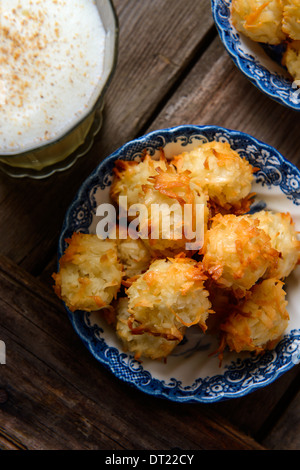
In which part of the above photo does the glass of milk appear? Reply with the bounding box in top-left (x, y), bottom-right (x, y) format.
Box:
top-left (0, 0), bottom-right (118, 178)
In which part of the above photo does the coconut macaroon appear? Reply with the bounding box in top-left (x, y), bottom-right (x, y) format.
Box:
top-left (53, 232), bottom-right (123, 312)
top-left (282, 0), bottom-right (300, 40)
top-left (219, 278), bottom-right (289, 354)
top-left (110, 153), bottom-right (168, 212)
top-left (125, 256), bottom-right (212, 345)
top-left (139, 165), bottom-right (209, 256)
top-left (116, 297), bottom-right (185, 360)
top-left (116, 235), bottom-right (152, 279)
top-left (231, 0), bottom-right (286, 44)
top-left (202, 213), bottom-right (280, 297)
top-left (172, 140), bottom-right (255, 212)
top-left (111, 152), bottom-right (210, 257)
top-left (250, 210), bottom-right (300, 279)
top-left (283, 40), bottom-right (300, 87)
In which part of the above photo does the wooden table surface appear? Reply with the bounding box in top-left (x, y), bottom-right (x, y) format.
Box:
top-left (1, 0), bottom-right (300, 451)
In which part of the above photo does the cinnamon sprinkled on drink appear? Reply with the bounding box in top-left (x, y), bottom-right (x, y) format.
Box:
top-left (0, 0), bottom-right (105, 153)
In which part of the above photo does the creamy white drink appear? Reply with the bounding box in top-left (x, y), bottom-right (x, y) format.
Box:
top-left (0, 0), bottom-right (106, 155)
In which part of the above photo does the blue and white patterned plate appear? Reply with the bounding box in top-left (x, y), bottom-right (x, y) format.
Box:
top-left (211, 0), bottom-right (300, 111)
top-left (58, 125), bottom-right (300, 403)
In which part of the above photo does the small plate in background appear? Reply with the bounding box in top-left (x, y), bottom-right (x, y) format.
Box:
top-left (211, 0), bottom-right (300, 111)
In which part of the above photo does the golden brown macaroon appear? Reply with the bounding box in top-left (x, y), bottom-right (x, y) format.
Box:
top-left (139, 165), bottom-right (209, 256)
top-left (125, 256), bottom-right (212, 343)
top-left (172, 140), bottom-right (255, 212)
top-left (110, 153), bottom-right (168, 212)
top-left (53, 232), bottom-right (123, 312)
top-left (282, 0), bottom-right (300, 40)
top-left (111, 153), bottom-right (208, 257)
top-left (202, 213), bottom-right (280, 298)
top-left (231, 0), bottom-right (286, 44)
top-left (116, 297), bottom-right (185, 360)
top-left (116, 235), bottom-right (152, 279)
top-left (250, 210), bottom-right (300, 279)
top-left (283, 40), bottom-right (300, 86)
top-left (219, 278), bottom-right (289, 354)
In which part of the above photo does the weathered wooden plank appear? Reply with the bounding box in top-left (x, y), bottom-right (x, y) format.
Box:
top-left (261, 375), bottom-right (300, 450)
top-left (103, 0), bottom-right (216, 146)
top-left (0, 0), bottom-right (216, 274)
top-left (1, 0), bottom-right (299, 451)
top-left (0, 255), bottom-right (264, 450)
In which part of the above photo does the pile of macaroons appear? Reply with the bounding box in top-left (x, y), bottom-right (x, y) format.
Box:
top-left (53, 140), bottom-right (300, 362)
top-left (231, 0), bottom-right (300, 87)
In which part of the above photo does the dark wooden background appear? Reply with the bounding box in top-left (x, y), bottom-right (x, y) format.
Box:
top-left (0, 0), bottom-right (299, 450)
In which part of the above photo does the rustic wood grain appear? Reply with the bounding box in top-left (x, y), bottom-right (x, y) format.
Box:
top-left (261, 374), bottom-right (300, 450)
top-left (36, 8), bottom-right (300, 449)
top-left (0, 255), bottom-right (265, 450)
